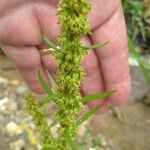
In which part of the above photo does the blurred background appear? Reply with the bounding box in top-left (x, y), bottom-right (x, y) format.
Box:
top-left (0, 0), bottom-right (150, 150)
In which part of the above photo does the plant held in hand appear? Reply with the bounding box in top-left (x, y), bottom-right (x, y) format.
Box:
top-left (25, 0), bottom-right (114, 149)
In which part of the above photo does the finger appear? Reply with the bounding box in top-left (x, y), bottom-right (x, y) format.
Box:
top-left (35, 2), bottom-right (60, 79)
top-left (38, 43), bottom-right (58, 79)
top-left (89, 0), bottom-right (120, 30)
top-left (0, 44), bottom-right (49, 93)
top-left (35, 2), bottom-right (60, 45)
top-left (81, 35), bottom-right (109, 113)
top-left (91, 6), bottom-right (131, 106)
top-left (0, 5), bottom-right (41, 46)
top-left (42, 54), bottom-right (58, 80)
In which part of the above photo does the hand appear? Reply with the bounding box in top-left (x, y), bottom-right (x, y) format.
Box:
top-left (0, 0), bottom-right (131, 112)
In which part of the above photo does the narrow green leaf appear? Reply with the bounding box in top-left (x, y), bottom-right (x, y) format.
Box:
top-left (38, 70), bottom-right (53, 97)
top-left (42, 147), bottom-right (56, 150)
top-left (65, 129), bottom-right (78, 150)
top-left (39, 93), bottom-right (62, 106)
top-left (82, 41), bottom-right (108, 50)
top-left (139, 19), bottom-right (146, 42)
top-left (128, 37), bottom-right (150, 86)
top-left (39, 96), bottom-right (52, 106)
top-left (83, 90), bottom-right (116, 103)
top-left (42, 33), bottom-right (60, 51)
top-left (76, 105), bottom-right (102, 126)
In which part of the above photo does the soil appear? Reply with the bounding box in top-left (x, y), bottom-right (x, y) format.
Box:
top-left (91, 102), bottom-right (150, 150)
top-left (0, 55), bottom-right (150, 150)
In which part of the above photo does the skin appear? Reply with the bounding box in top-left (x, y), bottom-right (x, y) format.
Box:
top-left (0, 0), bottom-right (131, 113)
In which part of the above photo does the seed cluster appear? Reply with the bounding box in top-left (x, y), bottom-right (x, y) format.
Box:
top-left (55, 0), bottom-right (91, 149)
top-left (25, 0), bottom-right (91, 149)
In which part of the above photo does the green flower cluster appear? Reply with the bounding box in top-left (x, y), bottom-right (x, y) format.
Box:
top-left (58, 0), bottom-right (91, 35)
top-left (25, 94), bottom-right (55, 148)
top-left (55, 0), bottom-right (91, 148)
top-left (25, 0), bottom-right (92, 149)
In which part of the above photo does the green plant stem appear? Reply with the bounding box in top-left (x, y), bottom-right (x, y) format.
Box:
top-left (54, 0), bottom-right (91, 149)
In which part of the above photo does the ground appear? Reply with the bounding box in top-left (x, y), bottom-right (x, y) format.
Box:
top-left (0, 55), bottom-right (150, 150)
